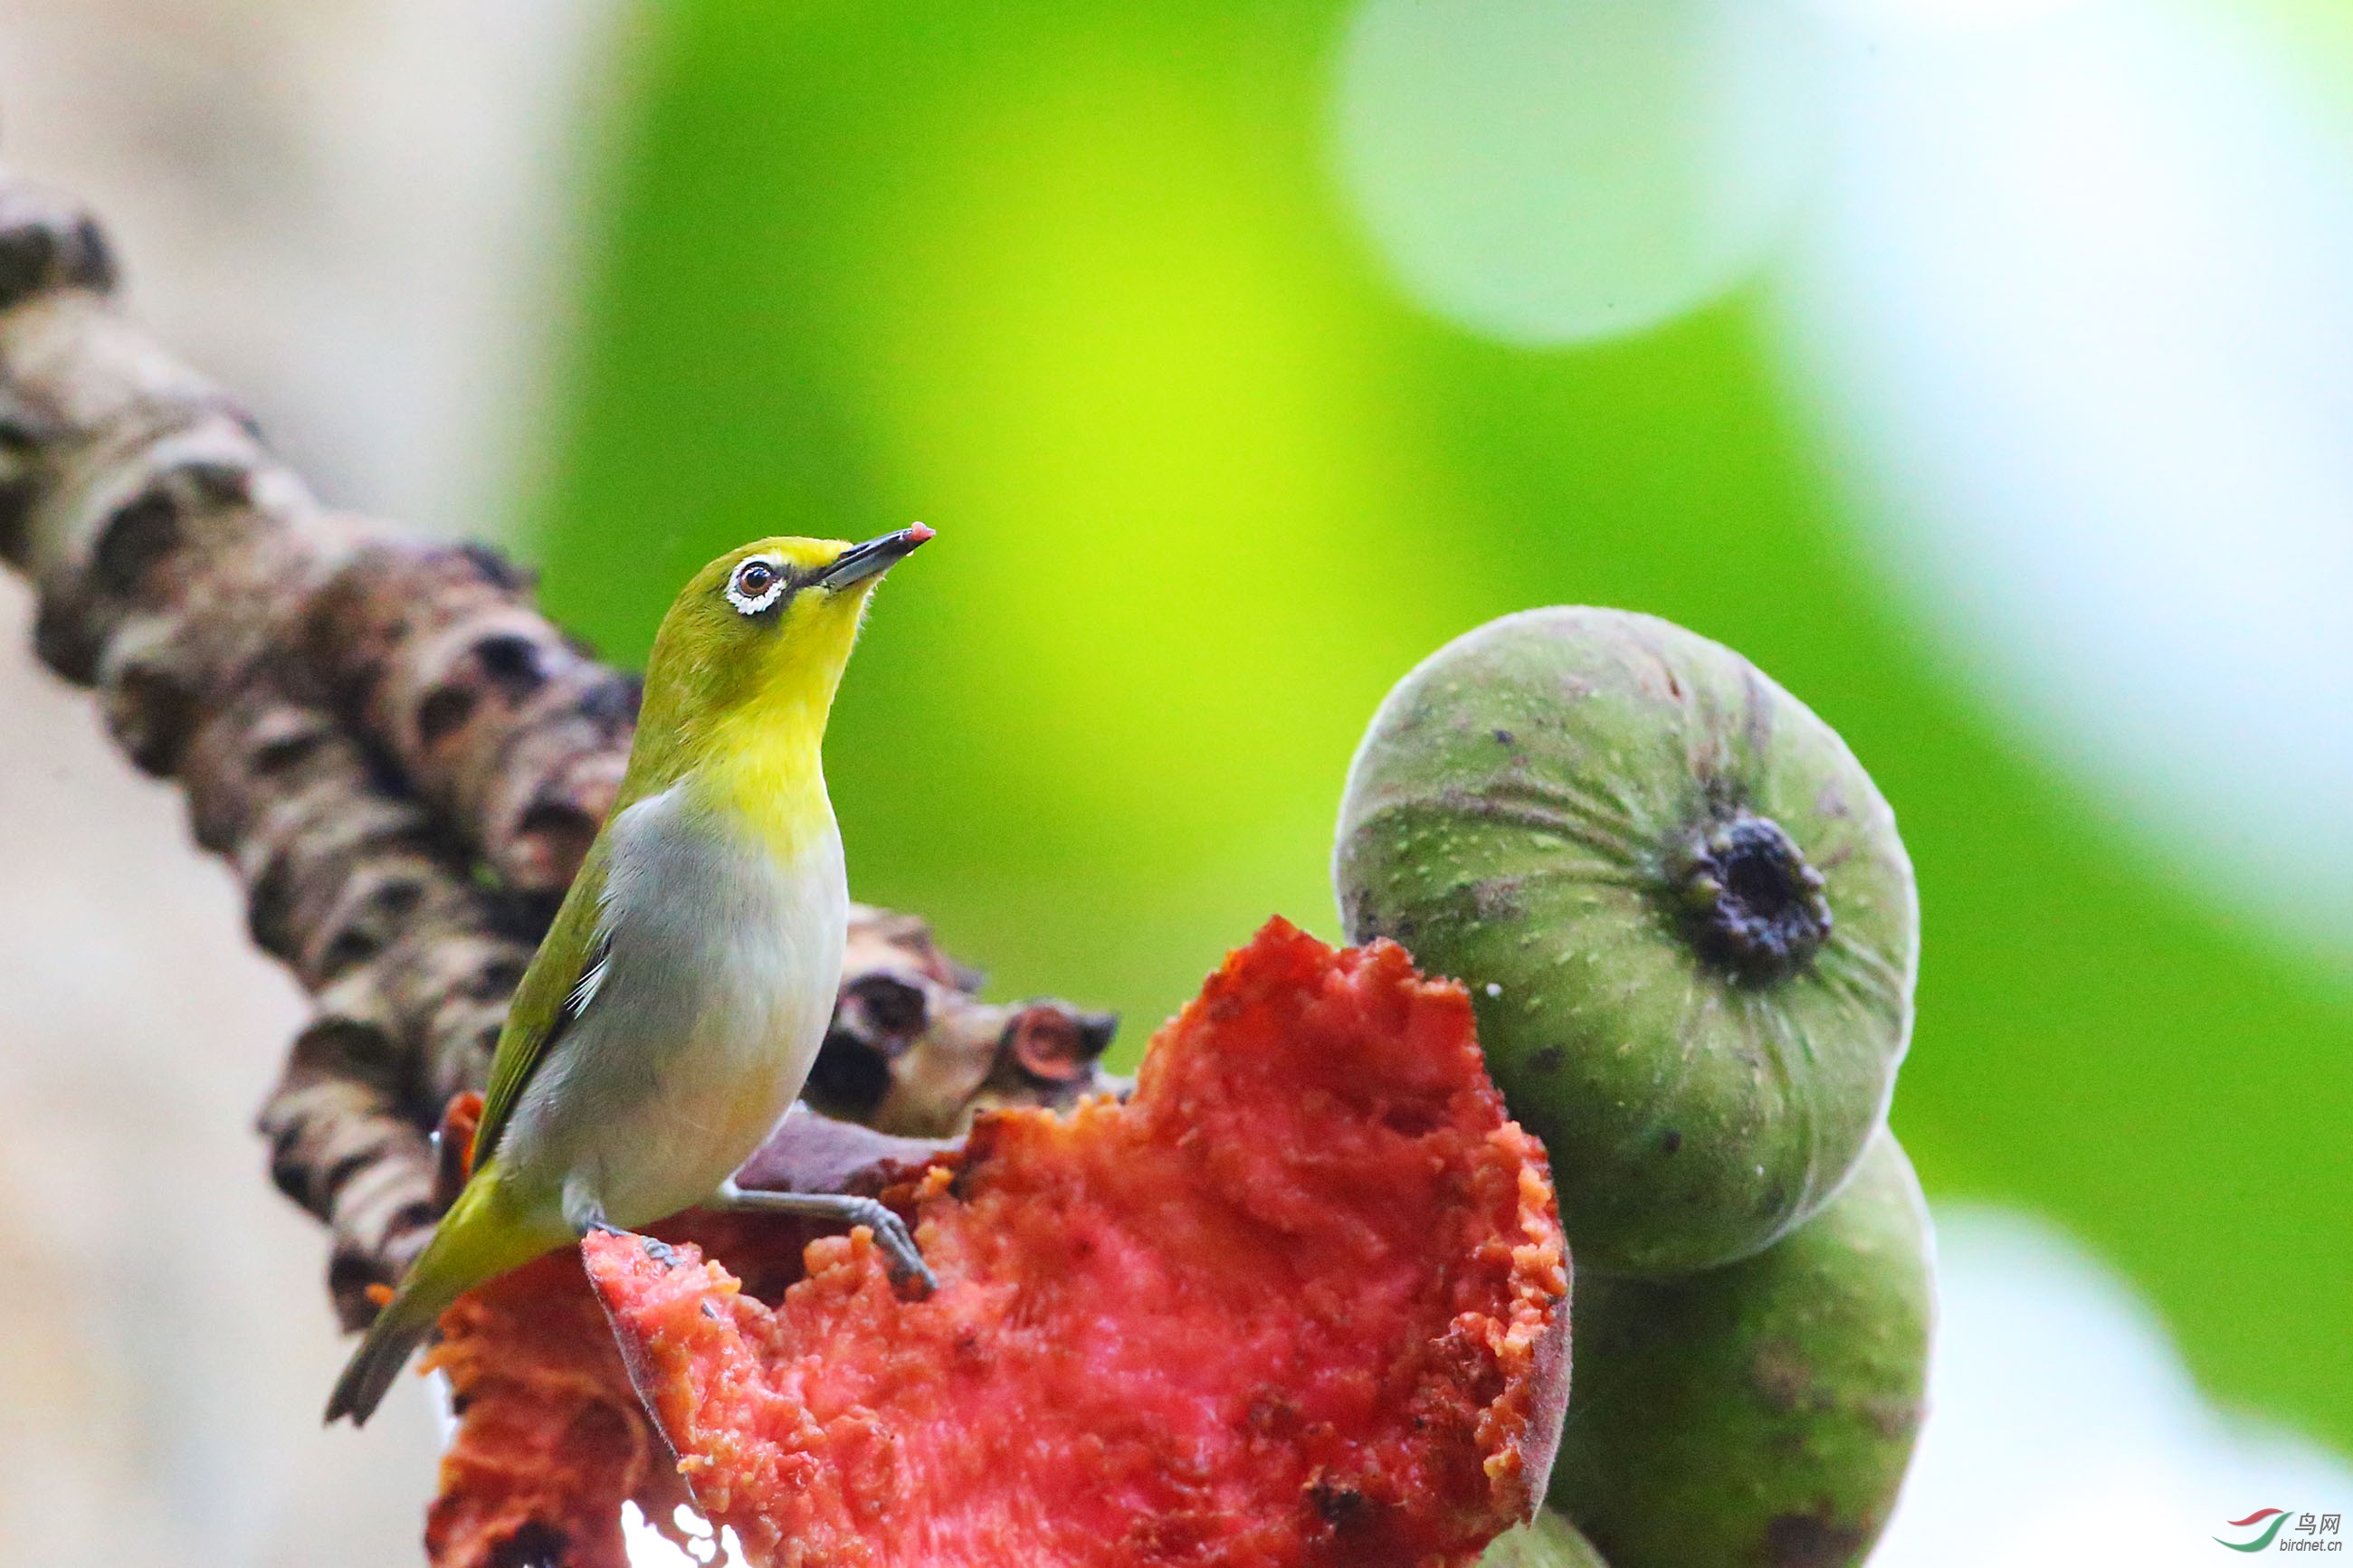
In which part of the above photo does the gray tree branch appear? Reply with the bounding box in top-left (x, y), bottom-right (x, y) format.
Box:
top-left (0, 168), bottom-right (1122, 1332)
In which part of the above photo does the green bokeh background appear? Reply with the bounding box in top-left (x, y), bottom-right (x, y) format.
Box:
top-left (530, 0), bottom-right (2352, 1453)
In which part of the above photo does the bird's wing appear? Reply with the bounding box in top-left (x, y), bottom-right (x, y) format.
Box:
top-left (471, 839), bottom-right (617, 1170)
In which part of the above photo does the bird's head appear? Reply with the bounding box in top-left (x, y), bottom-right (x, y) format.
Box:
top-left (634, 526), bottom-right (932, 784)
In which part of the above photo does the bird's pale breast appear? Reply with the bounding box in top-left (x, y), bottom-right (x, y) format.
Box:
top-left (498, 783), bottom-right (848, 1232)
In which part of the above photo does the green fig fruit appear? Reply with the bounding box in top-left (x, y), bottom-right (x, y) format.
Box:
top-left (1550, 1129), bottom-right (1933, 1568)
top-left (1479, 1509), bottom-right (1612, 1567)
top-left (1335, 608), bottom-right (1917, 1274)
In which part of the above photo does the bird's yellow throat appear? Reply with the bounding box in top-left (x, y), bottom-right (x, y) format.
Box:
top-left (686, 584), bottom-right (870, 864)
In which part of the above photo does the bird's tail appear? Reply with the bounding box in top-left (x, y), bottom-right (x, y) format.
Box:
top-left (325, 1170), bottom-right (548, 1426)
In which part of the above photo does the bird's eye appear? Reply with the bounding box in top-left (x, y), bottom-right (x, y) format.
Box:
top-left (725, 557), bottom-right (788, 615)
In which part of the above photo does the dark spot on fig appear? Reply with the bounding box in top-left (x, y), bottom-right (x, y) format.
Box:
top-left (1529, 1046), bottom-right (1564, 1074)
top-left (1660, 1128), bottom-right (1682, 1155)
top-left (1763, 1510), bottom-right (1864, 1568)
top-left (1492, 727), bottom-right (1515, 745)
top-left (1676, 811), bottom-right (1832, 983)
top-left (1307, 1475), bottom-right (1367, 1526)
top-left (1471, 876), bottom-right (1526, 921)
top-left (1381, 1102), bottom-right (1443, 1138)
top-left (1748, 1338), bottom-right (1814, 1414)
top-left (1864, 1394), bottom-right (1924, 1443)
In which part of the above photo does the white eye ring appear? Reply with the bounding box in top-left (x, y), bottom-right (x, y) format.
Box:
top-left (725, 555), bottom-right (789, 616)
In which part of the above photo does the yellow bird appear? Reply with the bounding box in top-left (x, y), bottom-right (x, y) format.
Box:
top-left (328, 526), bottom-right (933, 1426)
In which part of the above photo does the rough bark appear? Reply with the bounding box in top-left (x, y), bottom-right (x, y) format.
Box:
top-left (0, 167), bottom-right (1124, 1332)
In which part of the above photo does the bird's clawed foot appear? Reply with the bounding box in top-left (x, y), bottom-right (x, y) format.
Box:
top-left (710, 1177), bottom-right (938, 1296)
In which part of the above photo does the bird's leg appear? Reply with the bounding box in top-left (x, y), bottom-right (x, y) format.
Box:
top-left (710, 1177), bottom-right (938, 1293)
top-left (564, 1181), bottom-right (616, 1238)
top-left (563, 1183), bottom-right (691, 1267)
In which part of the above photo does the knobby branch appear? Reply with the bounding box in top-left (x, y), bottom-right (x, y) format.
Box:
top-left (0, 170), bottom-right (1121, 1331)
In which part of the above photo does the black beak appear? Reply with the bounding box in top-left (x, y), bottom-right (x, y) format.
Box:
top-left (813, 524), bottom-right (933, 590)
